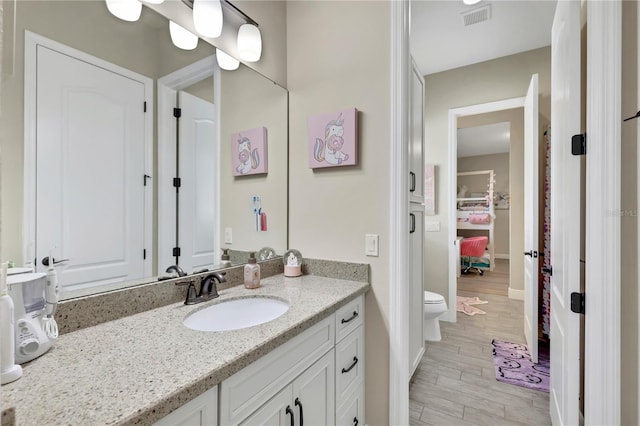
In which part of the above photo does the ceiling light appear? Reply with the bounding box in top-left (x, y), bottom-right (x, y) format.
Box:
top-left (216, 49), bottom-right (239, 71)
top-left (142, 0), bottom-right (164, 4)
top-left (193, 0), bottom-right (223, 38)
top-left (463, 0), bottom-right (482, 5)
top-left (105, 0), bottom-right (142, 22)
top-left (169, 21), bottom-right (199, 50)
top-left (237, 23), bottom-right (262, 62)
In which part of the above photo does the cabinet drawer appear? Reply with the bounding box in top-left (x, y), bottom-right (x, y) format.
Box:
top-left (335, 325), bottom-right (364, 408)
top-left (336, 382), bottom-right (364, 426)
top-left (335, 296), bottom-right (363, 343)
top-left (220, 315), bottom-right (335, 425)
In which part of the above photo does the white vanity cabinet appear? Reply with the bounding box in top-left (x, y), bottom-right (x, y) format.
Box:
top-left (153, 386), bottom-right (218, 426)
top-left (220, 295), bottom-right (365, 426)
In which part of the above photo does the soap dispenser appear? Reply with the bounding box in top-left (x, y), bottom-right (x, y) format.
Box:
top-left (244, 252), bottom-right (260, 289)
top-left (220, 249), bottom-right (231, 267)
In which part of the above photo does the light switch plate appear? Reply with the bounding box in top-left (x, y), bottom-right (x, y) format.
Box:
top-left (365, 234), bottom-right (379, 257)
top-left (425, 221), bottom-right (441, 232)
top-left (224, 228), bottom-right (233, 244)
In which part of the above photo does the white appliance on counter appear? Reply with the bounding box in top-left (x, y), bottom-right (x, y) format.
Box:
top-left (7, 272), bottom-right (56, 364)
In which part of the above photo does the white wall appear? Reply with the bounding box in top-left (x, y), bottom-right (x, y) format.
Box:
top-left (286, 2), bottom-right (391, 423)
top-left (424, 47), bottom-right (551, 302)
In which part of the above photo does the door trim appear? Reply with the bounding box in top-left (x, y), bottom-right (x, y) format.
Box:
top-left (446, 96), bottom-right (525, 322)
top-left (585, 2), bottom-right (621, 424)
top-left (389, 0), bottom-right (410, 424)
top-left (157, 56), bottom-right (221, 273)
top-left (23, 31), bottom-right (154, 275)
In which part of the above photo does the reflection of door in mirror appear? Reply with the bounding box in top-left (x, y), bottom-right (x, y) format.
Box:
top-left (174, 86), bottom-right (218, 274)
top-left (27, 32), bottom-right (153, 294)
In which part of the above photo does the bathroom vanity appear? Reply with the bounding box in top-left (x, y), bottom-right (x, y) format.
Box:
top-left (1, 272), bottom-right (368, 425)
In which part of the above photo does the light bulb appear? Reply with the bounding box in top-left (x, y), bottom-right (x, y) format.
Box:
top-left (105, 0), bottom-right (142, 22)
top-left (169, 21), bottom-right (199, 50)
top-left (237, 23), bottom-right (262, 62)
top-left (216, 49), bottom-right (239, 71)
top-left (193, 0), bottom-right (223, 38)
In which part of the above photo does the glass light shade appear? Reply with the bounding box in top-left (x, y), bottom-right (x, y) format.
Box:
top-left (105, 0), bottom-right (142, 22)
top-left (193, 0), bottom-right (223, 38)
top-left (237, 23), bottom-right (262, 62)
top-left (463, 0), bottom-right (482, 5)
top-left (169, 21), bottom-right (199, 50)
top-left (143, 0), bottom-right (165, 3)
top-left (216, 49), bottom-right (239, 71)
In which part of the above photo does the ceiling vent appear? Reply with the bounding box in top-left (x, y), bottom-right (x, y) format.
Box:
top-left (461, 4), bottom-right (492, 26)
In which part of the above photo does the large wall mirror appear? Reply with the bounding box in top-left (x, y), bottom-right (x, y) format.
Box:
top-left (0, 1), bottom-right (288, 300)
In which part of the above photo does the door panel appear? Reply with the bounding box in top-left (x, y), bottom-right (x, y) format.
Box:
top-left (36, 45), bottom-right (146, 292)
top-left (550, 1), bottom-right (582, 424)
top-left (524, 73), bottom-right (540, 364)
top-left (178, 91), bottom-right (217, 273)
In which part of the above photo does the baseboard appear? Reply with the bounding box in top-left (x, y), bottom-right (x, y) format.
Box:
top-left (494, 253), bottom-right (510, 260)
top-left (508, 288), bottom-right (525, 300)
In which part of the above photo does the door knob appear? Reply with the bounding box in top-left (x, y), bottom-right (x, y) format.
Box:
top-left (41, 256), bottom-right (69, 266)
top-left (524, 251), bottom-right (533, 257)
top-left (542, 266), bottom-right (553, 276)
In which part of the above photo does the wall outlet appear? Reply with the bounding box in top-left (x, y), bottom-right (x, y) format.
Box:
top-left (224, 228), bottom-right (233, 244)
top-left (365, 234), bottom-right (379, 257)
top-left (425, 221), bottom-right (441, 232)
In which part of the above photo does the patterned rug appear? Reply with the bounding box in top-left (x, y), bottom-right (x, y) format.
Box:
top-left (491, 340), bottom-right (550, 393)
top-left (456, 296), bottom-right (488, 316)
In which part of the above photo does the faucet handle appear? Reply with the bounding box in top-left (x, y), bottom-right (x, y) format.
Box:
top-left (175, 278), bottom-right (199, 305)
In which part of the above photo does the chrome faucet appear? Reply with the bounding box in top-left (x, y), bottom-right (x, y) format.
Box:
top-left (165, 264), bottom-right (187, 277)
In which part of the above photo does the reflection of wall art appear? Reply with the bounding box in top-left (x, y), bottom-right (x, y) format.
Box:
top-left (232, 127), bottom-right (268, 176)
top-left (494, 192), bottom-right (510, 209)
top-left (425, 164), bottom-right (436, 215)
top-left (308, 108), bottom-right (358, 168)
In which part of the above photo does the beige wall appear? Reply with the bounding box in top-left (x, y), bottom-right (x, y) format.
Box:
top-left (424, 47), bottom-right (550, 302)
top-left (219, 65), bottom-right (288, 254)
top-left (457, 152), bottom-right (510, 256)
top-left (286, 1), bottom-right (390, 423)
top-left (621, 1), bottom-right (638, 423)
top-left (0, 0), bottom-right (214, 265)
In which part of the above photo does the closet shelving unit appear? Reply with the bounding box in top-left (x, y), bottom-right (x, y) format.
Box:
top-left (456, 169), bottom-right (495, 272)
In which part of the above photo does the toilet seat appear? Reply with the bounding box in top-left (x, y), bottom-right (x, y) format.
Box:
top-left (424, 290), bottom-right (445, 304)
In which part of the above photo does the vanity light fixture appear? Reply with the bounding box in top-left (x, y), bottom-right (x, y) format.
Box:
top-left (463, 0), bottom-right (482, 5)
top-left (237, 23), bottom-right (262, 62)
top-left (169, 21), bottom-right (199, 50)
top-left (142, 0), bottom-right (165, 3)
top-left (105, 0), bottom-right (143, 22)
top-left (216, 49), bottom-right (239, 71)
top-left (193, 0), bottom-right (223, 38)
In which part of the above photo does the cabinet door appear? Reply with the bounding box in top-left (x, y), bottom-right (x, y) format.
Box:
top-left (336, 382), bottom-right (364, 426)
top-left (409, 58), bottom-right (425, 204)
top-left (292, 350), bottom-right (335, 426)
top-left (153, 386), bottom-right (217, 426)
top-left (409, 204), bottom-right (425, 376)
top-left (241, 386), bottom-right (293, 426)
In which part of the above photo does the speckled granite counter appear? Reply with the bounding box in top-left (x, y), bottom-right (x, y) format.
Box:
top-left (2, 274), bottom-right (369, 425)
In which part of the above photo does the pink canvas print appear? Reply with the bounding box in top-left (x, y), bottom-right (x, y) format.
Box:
top-left (308, 108), bottom-right (358, 168)
top-left (231, 127), bottom-right (268, 176)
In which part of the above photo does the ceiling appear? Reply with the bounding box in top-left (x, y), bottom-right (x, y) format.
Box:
top-left (410, 0), bottom-right (557, 75)
top-left (457, 122), bottom-right (510, 158)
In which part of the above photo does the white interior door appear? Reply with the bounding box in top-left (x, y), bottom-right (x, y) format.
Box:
top-left (178, 91), bottom-right (218, 273)
top-left (523, 73), bottom-right (540, 363)
top-left (36, 45), bottom-right (146, 292)
top-left (550, 1), bottom-right (581, 424)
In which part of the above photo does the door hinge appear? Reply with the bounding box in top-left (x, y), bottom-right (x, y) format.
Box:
top-left (173, 177), bottom-right (181, 188)
top-left (173, 107), bottom-right (182, 118)
top-left (570, 292), bottom-right (585, 314)
top-left (144, 101), bottom-right (147, 113)
top-left (143, 249), bottom-right (147, 260)
top-left (541, 266), bottom-right (553, 276)
top-left (571, 133), bottom-right (586, 156)
top-left (172, 247), bottom-right (181, 257)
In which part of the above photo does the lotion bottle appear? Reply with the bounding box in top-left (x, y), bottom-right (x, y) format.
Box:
top-left (0, 262), bottom-right (23, 385)
top-left (243, 252), bottom-right (260, 289)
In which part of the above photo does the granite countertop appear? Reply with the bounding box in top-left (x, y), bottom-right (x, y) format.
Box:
top-left (2, 274), bottom-right (369, 425)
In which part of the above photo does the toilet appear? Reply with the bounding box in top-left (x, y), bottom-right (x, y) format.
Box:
top-left (424, 291), bottom-right (448, 342)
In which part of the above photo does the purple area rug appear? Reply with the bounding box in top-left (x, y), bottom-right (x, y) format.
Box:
top-left (491, 339), bottom-right (550, 393)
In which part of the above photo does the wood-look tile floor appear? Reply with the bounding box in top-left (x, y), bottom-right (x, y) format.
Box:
top-left (457, 258), bottom-right (510, 297)
top-left (410, 261), bottom-right (551, 425)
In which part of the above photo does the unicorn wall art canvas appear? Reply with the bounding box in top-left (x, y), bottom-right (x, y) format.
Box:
top-left (231, 127), bottom-right (268, 176)
top-left (308, 108), bottom-right (358, 168)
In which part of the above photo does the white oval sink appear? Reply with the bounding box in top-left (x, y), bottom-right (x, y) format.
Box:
top-left (183, 297), bottom-right (290, 332)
